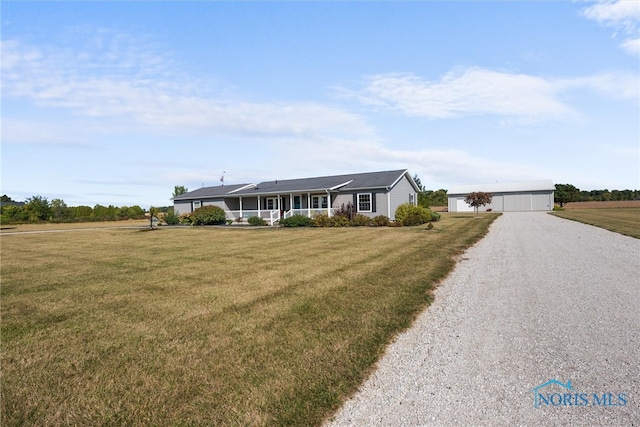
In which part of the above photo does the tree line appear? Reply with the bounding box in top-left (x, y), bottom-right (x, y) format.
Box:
top-left (0, 195), bottom-right (150, 224)
top-left (554, 184), bottom-right (640, 207)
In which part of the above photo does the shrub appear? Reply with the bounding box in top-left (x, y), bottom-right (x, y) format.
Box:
top-left (191, 205), bottom-right (226, 225)
top-left (329, 215), bottom-right (350, 227)
top-left (371, 215), bottom-right (390, 227)
top-left (248, 216), bottom-right (267, 226)
top-left (313, 214), bottom-right (331, 227)
top-left (351, 214), bottom-right (371, 227)
top-left (427, 222), bottom-right (434, 230)
top-left (333, 202), bottom-right (355, 221)
top-left (280, 214), bottom-right (313, 227)
top-left (395, 203), bottom-right (432, 226)
top-left (179, 213), bottom-right (193, 225)
top-left (552, 205), bottom-right (564, 211)
top-left (430, 211), bottom-right (441, 222)
top-left (163, 208), bottom-right (180, 225)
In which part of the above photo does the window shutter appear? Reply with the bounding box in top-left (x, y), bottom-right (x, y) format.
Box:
top-left (372, 193), bottom-right (377, 212)
top-left (353, 193), bottom-right (357, 210)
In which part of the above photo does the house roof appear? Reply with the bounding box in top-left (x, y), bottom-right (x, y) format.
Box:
top-left (233, 169), bottom-right (415, 196)
top-left (448, 180), bottom-right (555, 195)
top-left (172, 170), bottom-right (417, 201)
top-left (172, 183), bottom-right (253, 201)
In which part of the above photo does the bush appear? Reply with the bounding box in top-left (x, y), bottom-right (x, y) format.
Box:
top-left (248, 216), bottom-right (267, 226)
top-left (280, 214), bottom-right (313, 227)
top-left (371, 215), bottom-right (390, 227)
top-left (351, 214), bottom-right (371, 227)
top-left (163, 208), bottom-right (180, 225)
top-left (430, 211), bottom-right (441, 222)
top-left (329, 215), bottom-right (350, 227)
top-left (313, 214), bottom-right (331, 227)
top-left (395, 203), bottom-right (432, 226)
top-left (179, 213), bottom-right (193, 225)
top-left (191, 205), bottom-right (226, 225)
top-left (553, 205), bottom-right (564, 211)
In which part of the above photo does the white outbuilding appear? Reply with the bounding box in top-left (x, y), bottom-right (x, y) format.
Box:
top-left (447, 180), bottom-right (555, 212)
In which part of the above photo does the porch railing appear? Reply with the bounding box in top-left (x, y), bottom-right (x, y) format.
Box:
top-left (283, 209), bottom-right (327, 218)
top-left (225, 210), bottom-right (282, 226)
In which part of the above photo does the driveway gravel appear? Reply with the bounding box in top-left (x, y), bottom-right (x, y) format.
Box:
top-left (327, 212), bottom-right (640, 426)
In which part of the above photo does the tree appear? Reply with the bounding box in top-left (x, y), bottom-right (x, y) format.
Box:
top-left (464, 192), bottom-right (493, 217)
top-left (554, 184), bottom-right (580, 207)
top-left (24, 195), bottom-right (52, 222)
top-left (173, 186), bottom-right (188, 198)
top-left (50, 198), bottom-right (70, 221)
top-left (412, 174), bottom-right (425, 192)
top-left (1, 195), bottom-right (16, 202)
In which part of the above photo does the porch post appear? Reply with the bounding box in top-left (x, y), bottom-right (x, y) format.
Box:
top-left (387, 192), bottom-right (391, 218)
top-left (307, 193), bottom-right (311, 217)
top-left (326, 191), bottom-right (331, 217)
top-left (258, 196), bottom-right (261, 218)
top-left (239, 196), bottom-right (243, 220)
top-left (289, 193), bottom-right (293, 215)
top-left (277, 194), bottom-right (281, 219)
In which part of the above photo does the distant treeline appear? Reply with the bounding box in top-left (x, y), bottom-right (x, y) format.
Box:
top-left (576, 189), bottom-right (639, 202)
top-left (554, 185), bottom-right (639, 207)
top-left (0, 195), bottom-right (171, 224)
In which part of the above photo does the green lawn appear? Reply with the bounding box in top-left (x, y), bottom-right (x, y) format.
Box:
top-left (549, 208), bottom-right (640, 239)
top-left (1, 214), bottom-right (498, 426)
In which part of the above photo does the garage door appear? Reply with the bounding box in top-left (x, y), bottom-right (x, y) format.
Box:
top-left (456, 199), bottom-right (474, 212)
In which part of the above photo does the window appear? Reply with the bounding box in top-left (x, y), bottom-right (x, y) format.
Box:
top-left (409, 194), bottom-right (415, 204)
top-left (266, 198), bottom-right (277, 210)
top-left (358, 193), bottom-right (372, 212)
top-left (312, 195), bottom-right (328, 209)
top-left (192, 201), bottom-right (201, 211)
top-left (293, 196), bottom-right (301, 209)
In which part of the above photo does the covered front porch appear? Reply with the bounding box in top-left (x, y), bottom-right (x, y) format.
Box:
top-left (224, 193), bottom-right (335, 225)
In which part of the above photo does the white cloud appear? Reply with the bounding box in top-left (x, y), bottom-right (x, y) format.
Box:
top-left (621, 37), bottom-right (640, 54)
top-left (344, 67), bottom-right (638, 122)
top-left (344, 68), bottom-right (578, 122)
top-left (581, 0), bottom-right (640, 25)
top-left (1, 38), bottom-right (373, 142)
top-left (581, 0), bottom-right (640, 56)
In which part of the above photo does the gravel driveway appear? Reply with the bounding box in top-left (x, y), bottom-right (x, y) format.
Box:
top-left (327, 212), bottom-right (640, 426)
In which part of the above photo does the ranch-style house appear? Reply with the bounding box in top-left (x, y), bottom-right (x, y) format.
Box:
top-left (173, 169), bottom-right (420, 225)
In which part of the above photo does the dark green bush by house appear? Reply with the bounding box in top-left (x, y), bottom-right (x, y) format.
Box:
top-left (279, 214), bottom-right (313, 227)
top-left (395, 203), bottom-right (433, 226)
top-left (248, 216), bottom-right (267, 226)
top-left (190, 205), bottom-right (226, 225)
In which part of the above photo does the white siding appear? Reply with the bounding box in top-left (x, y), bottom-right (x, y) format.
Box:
top-left (388, 175), bottom-right (417, 219)
top-left (174, 201), bottom-right (192, 216)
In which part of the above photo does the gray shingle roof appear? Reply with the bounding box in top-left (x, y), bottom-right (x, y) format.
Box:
top-left (172, 183), bottom-right (253, 201)
top-left (172, 170), bottom-right (416, 200)
top-left (233, 169), bottom-right (411, 196)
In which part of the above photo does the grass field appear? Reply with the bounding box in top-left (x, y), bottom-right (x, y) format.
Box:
top-left (550, 208), bottom-right (640, 239)
top-left (1, 214), bottom-right (498, 426)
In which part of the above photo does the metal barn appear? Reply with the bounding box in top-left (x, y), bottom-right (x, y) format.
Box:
top-left (447, 180), bottom-right (555, 212)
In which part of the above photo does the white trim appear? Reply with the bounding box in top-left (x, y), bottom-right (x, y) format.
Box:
top-left (227, 183), bottom-right (257, 194)
top-left (329, 180), bottom-right (353, 191)
top-left (387, 192), bottom-right (391, 217)
top-left (357, 193), bottom-right (372, 212)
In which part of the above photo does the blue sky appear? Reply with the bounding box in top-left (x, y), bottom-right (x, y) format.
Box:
top-left (2, 1), bottom-right (639, 207)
